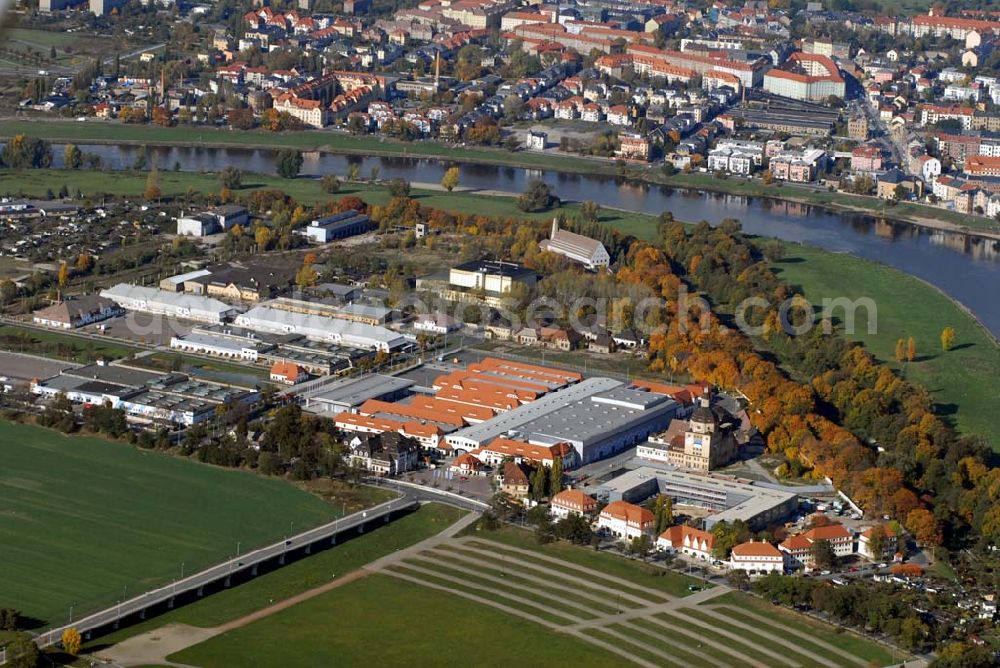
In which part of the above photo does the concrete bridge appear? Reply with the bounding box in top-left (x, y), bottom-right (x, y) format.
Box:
top-left (34, 494), bottom-right (417, 649)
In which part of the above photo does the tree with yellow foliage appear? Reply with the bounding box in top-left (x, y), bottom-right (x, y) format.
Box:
top-left (940, 326), bottom-right (955, 352)
top-left (254, 226), bottom-right (272, 251)
top-left (906, 336), bottom-right (917, 362)
top-left (62, 627), bottom-right (82, 655)
top-left (894, 338), bottom-right (906, 363)
top-left (75, 253), bottom-right (93, 271)
top-left (57, 262), bottom-right (70, 288)
top-left (441, 166), bottom-right (460, 192)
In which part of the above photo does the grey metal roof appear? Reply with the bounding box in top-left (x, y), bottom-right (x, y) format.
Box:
top-left (306, 374), bottom-right (414, 410)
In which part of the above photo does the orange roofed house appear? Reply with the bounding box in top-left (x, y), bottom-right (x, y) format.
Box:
top-left (729, 540), bottom-right (785, 574)
top-left (270, 361), bottom-right (307, 385)
top-left (598, 500), bottom-right (655, 541)
top-left (471, 438), bottom-right (577, 469)
top-left (779, 523), bottom-right (853, 569)
top-left (550, 488), bottom-right (598, 519)
top-left (656, 525), bottom-right (715, 561)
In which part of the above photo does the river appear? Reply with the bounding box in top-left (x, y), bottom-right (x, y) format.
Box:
top-left (47, 143), bottom-right (1000, 338)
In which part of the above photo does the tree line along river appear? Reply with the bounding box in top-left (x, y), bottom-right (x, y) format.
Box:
top-left (41, 143), bottom-right (1000, 339)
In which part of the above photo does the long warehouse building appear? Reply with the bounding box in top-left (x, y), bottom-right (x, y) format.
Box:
top-left (234, 305), bottom-right (408, 352)
top-left (100, 283), bottom-right (240, 323)
top-left (446, 377), bottom-right (678, 465)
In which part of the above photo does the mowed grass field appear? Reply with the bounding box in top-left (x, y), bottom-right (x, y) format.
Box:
top-left (774, 243), bottom-right (1000, 444)
top-left (85, 503), bottom-right (467, 649)
top-left (0, 422), bottom-right (347, 626)
top-left (169, 573), bottom-right (623, 668)
top-left (171, 531), bottom-right (900, 668)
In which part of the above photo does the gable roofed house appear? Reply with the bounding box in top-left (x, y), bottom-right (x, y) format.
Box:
top-left (550, 488), bottom-right (598, 518)
top-left (33, 295), bottom-right (124, 329)
top-left (657, 524), bottom-right (715, 560)
top-left (499, 460), bottom-right (533, 500)
top-left (730, 540), bottom-right (785, 574)
top-left (538, 218), bottom-right (611, 271)
top-left (598, 500), bottom-right (655, 540)
top-left (270, 361), bottom-right (307, 385)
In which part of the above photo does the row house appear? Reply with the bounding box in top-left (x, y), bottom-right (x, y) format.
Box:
top-left (729, 541), bottom-right (785, 575)
top-left (598, 501), bottom-right (655, 541)
top-left (550, 489), bottom-right (598, 520)
top-left (851, 145), bottom-right (884, 173)
top-left (657, 525), bottom-right (715, 560)
top-left (779, 523), bottom-right (853, 569)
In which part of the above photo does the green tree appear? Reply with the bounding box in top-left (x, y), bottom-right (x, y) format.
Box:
top-left (441, 166), bottom-right (460, 192)
top-left (63, 143), bottom-right (82, 169)
top-left (386, 178), bottom-right (411, 198)
top-left (220, 166), bottom-right (242, 190)
top-left (810, 539), bottom-right (837, 570)
top-left (653, 495), bottom-right (674, 534)
top-left (7, 632), bottom-right (39, 668)
top-left (321, 174), bottom-right (341, 194)
top-left (530, 465), bottom-right (547, 502)
top-left (275, 148), bottom-right (303, 179)
top-left (549, 456), bottom-right (563, 495)
top-left (1, 134), bottom-right (53, 169)
top-left (516, 179), bottom-right (557, 212)
top-left (628, 534), bottom-right (652, 558)
top-left (554, 514), bottom-right (593, 545)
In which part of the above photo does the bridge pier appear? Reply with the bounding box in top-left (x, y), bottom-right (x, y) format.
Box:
top-left (139, 609), bottom-right (146, 620)
top-left (167, 597), bottom-right (175, 609)
top-left (358, 523), bottom-right (365, 534)
top-left (197, 585), bottom-right (204, 597)
top-left (224, 576), bottom-right (231, 588)
top-left (279, 553), bottom-right (285, 565)
top-left (305, 544), bottom-right (312, 555)
top-left (251, 564), bottom-right (258, 576)
top-left (331, 534), bottom-right (337, 546)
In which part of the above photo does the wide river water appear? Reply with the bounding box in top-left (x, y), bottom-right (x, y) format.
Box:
top-left (46, 144), bottom-right (1000, 338)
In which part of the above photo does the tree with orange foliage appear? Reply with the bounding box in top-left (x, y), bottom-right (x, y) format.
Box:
top-left (151, 106), bottom-right (172, 127)
top-left (905, 508), bottom-right (941, 546)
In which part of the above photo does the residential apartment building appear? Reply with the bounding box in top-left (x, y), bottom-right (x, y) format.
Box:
top-left (656, 525), bottom-right (715, 560)
top-left (598, 500), bottom-right (655, 541)
top-left (730, 541), bottom-right (785, 575)
top-left (550, 489), bottom-right (598, 519)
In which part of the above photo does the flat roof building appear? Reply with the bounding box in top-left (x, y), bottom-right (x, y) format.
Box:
top-left (445, 378), bottom-right (678, 464)
top-left (303, 374), bottom-right (415, 414)
top-left (234, 305), bottom-right (408, 352)
top-left (591, 466), bottom-right (798, 530)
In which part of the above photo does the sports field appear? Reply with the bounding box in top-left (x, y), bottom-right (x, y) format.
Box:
top-left (171, 532), bottom-right (901, 667)
top-left (0, 422), bottom-right (369, 626)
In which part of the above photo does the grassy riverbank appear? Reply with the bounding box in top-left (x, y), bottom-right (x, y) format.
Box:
top-left (1, 118), bottom-right (995, 234)
top-left (0, 168), bottom-right (658, 238)
top-left (773, 244), bottom-right (1000, 443)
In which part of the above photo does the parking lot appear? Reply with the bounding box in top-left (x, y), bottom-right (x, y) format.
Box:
top-left (0, 350), bottom-right (77, 386)
top-left (82, 313), bottom-right (194, 347)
